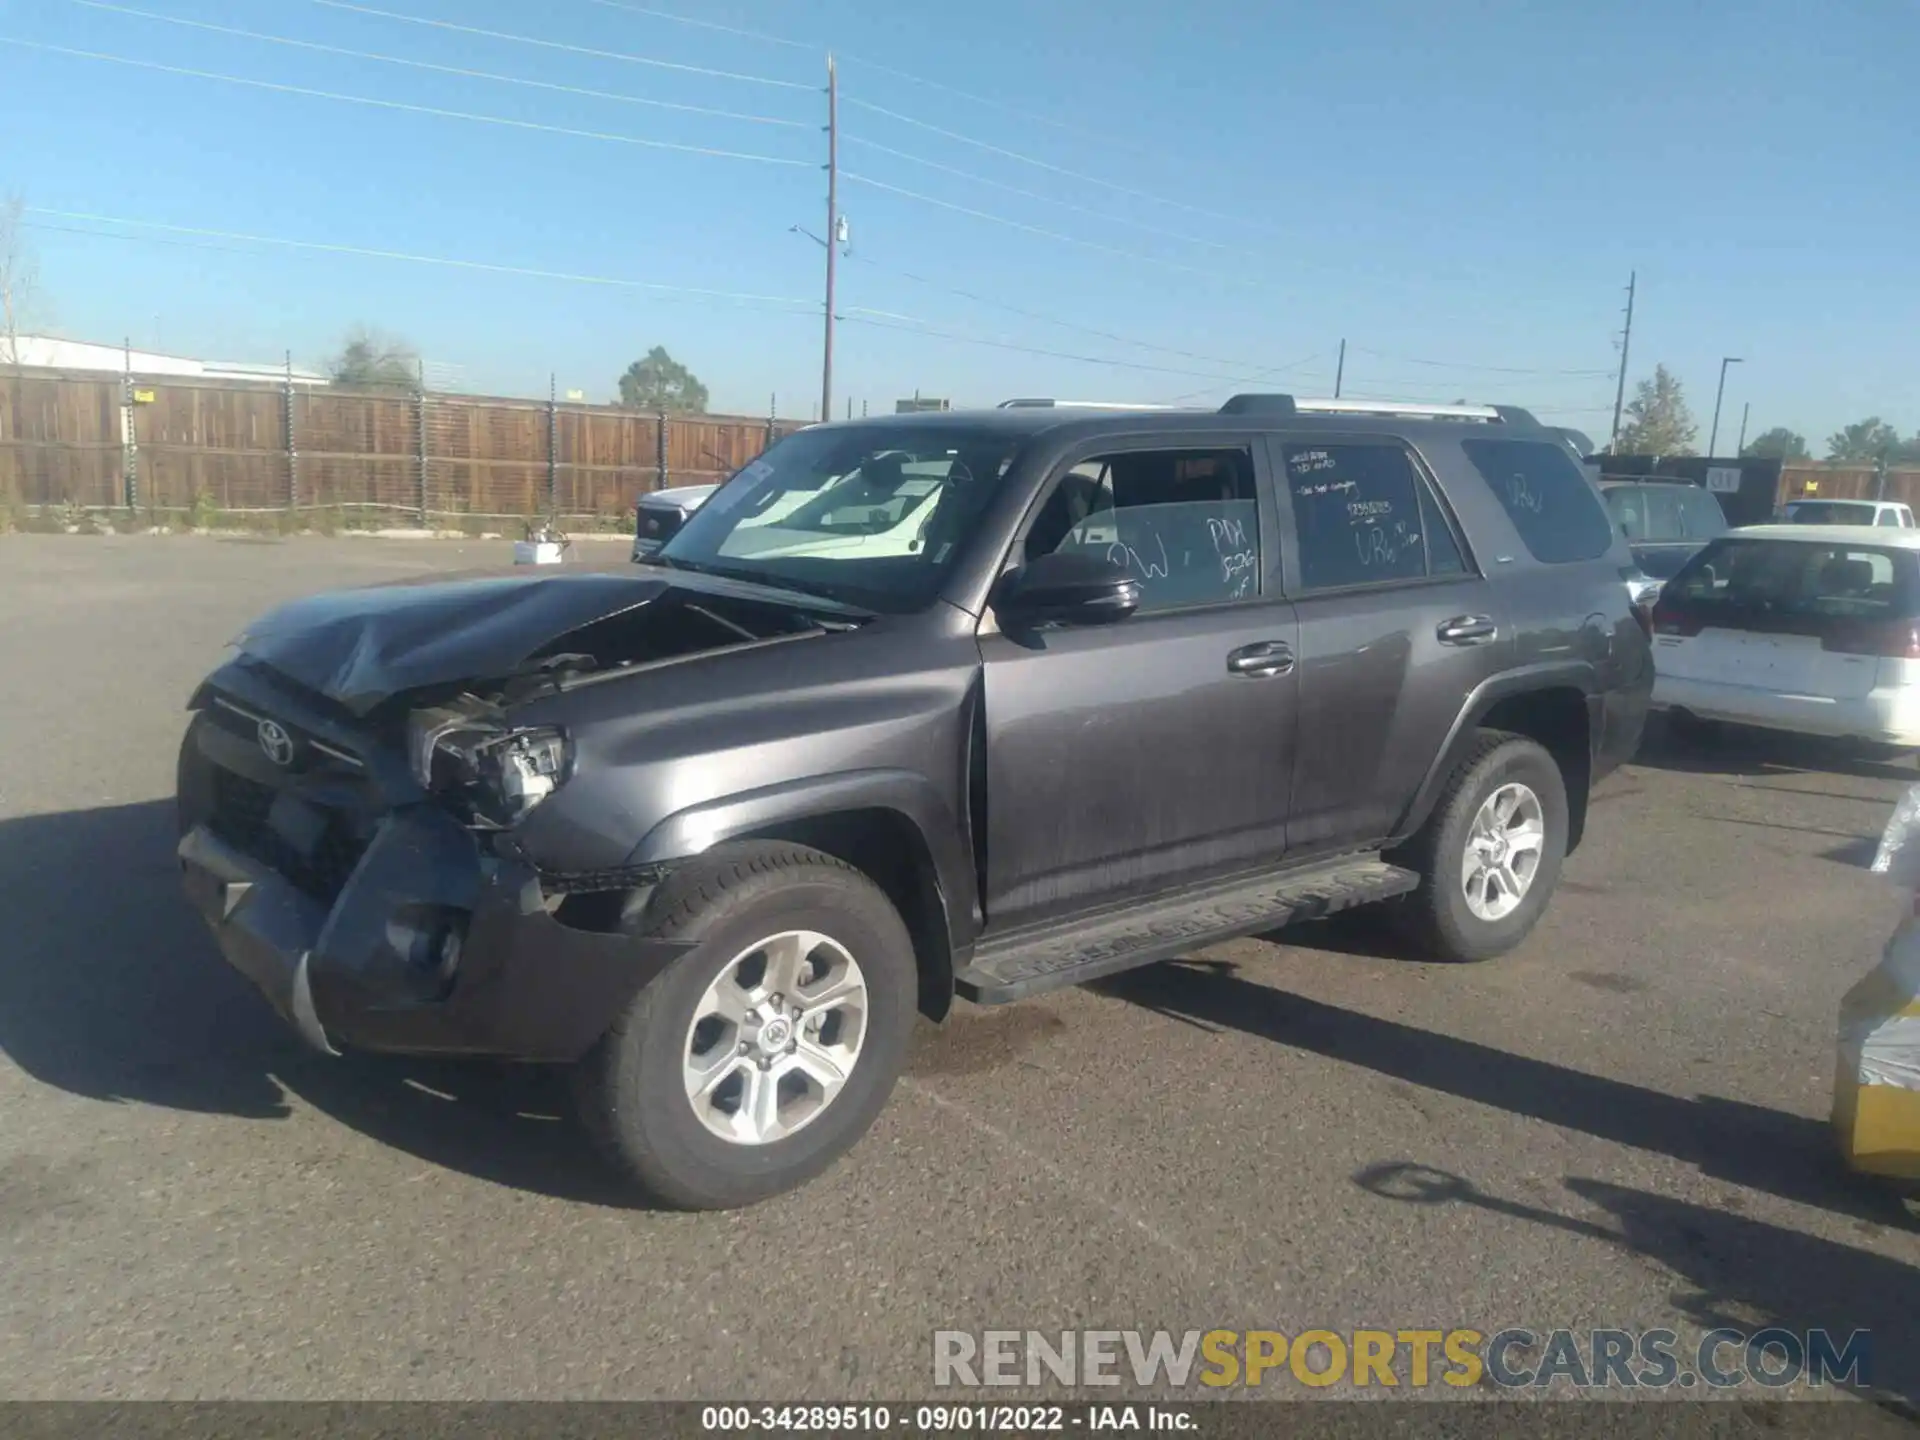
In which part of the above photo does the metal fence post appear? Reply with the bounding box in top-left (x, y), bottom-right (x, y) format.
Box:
top-left (415, 359), bottom-right (429, 526)
top-left (656, 408), bottom-right (668, 493)
top-left (766, 392), bottom-right (776, 451)
top-left (122, 337), bottom-right (138, 512)
top-left (547, 373), bottom-right (558, 516)
top-left (284, 350), bottom-right (299, 511)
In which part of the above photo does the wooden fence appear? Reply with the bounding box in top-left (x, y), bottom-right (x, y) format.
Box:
top-left (0, 369), bottom-right (807, 522)
top-left (1778, 462), bottom-right (1920, 509)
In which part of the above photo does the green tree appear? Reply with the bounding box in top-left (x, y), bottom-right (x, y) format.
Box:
top-left (1741, 427), bottom-right (1809, 461)
top-left (617, 345), bottom-right (708, 413)
top-left (1826, 416), bottom-right (1904, 463)
top-left (328, 327), bottom-right (419, 389)
top-left (1615, 365), bottom-right (1697, 455)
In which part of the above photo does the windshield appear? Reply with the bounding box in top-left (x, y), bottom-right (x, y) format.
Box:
top-left (657, 425), bottom-right (1025, 612)
top-left (1782, 501), bottom-right (1876, 525)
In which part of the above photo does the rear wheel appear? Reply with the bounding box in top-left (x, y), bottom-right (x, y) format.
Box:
top-left (572, 842), bottom-right (918, 1210)
top-left (1394, 730), bottom-right (1569, 963)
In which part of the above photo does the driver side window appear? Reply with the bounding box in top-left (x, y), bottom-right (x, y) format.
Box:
top-left (1024, 446), bottom-right (1262, 613)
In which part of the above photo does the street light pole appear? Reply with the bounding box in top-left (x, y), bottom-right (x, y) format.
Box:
top-left (1735, 401), bottom-right (1750, 457)
top-left (1707, 356), bottom-right (1742, 458)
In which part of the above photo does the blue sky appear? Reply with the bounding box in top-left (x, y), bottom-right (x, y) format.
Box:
top-left (1, 0), bottom-right (1915, 448)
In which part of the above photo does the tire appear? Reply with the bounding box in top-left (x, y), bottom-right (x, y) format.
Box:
top-left (1393, 730), bottom-right (1570, 964)
top-left (571, 841), bottom-right (918, 1211)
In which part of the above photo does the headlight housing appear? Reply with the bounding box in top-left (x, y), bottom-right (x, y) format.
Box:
top-left (409, 710), bottom-right (574, 828)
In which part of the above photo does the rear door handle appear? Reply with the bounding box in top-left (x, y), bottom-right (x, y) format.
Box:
top-left (1437, 615), bottom-right (1498, 646)
top-left (1227, 641), bottom-right (1294, 677)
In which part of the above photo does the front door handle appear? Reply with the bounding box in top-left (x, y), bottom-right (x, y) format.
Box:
top-left (1437, 615), bottom-right (1498, 646)
top-left (1227, 641), bottom-right (1294, 677)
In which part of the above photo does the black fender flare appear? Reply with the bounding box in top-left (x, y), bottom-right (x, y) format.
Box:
top-left (625, 767), bottom-right (975, 961)
top-left (1391, 661), bottom-right (1602, 845)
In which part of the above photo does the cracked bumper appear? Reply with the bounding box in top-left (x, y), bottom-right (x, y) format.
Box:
top-left (177, 807), bottom-right (693, 1062)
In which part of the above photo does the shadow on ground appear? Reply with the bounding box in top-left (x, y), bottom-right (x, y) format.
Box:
top-left (0, 798), bottom-right (659, 1207)
top-left (0, 799), bottom-right (1064, 1208)
top-left (1632, 714), bottom-right (1920, 786)
top-left (1352, 1162), bottom-right (1920, 1416)
top-left (1092, 956), bottom-right (1916, 1230)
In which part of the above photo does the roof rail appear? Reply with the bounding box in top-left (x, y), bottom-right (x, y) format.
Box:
top-left (1223, 395), bottom-right (1545, 425)
top-left (997, 398), bottom-right (1190, 411)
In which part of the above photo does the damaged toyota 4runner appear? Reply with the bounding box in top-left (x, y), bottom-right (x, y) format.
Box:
top-left (176, 395), bottom-right (1652, 1209)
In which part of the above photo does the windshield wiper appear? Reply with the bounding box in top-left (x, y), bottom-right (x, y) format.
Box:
top-left (659, 558), bottom-right (865, 611)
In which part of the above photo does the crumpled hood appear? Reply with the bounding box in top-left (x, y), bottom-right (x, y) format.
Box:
top-left (234, 572), bottom-right (671, 715)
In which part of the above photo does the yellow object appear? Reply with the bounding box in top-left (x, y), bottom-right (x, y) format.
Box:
top-left (1834, 915), bottom-right (1920, 1181)
top-left (132, 388), bottom-right (156, 404)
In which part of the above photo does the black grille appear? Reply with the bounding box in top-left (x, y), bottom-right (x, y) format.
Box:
top-left (206, 766), bottom-right (370, 904)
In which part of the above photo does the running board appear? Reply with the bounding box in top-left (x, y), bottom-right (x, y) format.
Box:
top-left (953, 857), bottom-right (1421, 1004)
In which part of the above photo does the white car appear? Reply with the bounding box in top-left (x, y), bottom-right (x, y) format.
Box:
top-left (1773, 498), bottom-right (1915, 528)
top-left (1652, 524), bottom-right (1920, 747)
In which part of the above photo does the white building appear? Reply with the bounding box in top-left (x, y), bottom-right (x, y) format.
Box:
top-left (9, 334), bottom-right (330, 386)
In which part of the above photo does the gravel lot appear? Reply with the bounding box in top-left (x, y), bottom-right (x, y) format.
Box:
top-left (2, 534), bottom-right (1917, 1413)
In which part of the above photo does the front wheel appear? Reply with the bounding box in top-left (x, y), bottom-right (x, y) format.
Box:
top-left (572, 842), bottom-right (918, 1210)
top-left (1393, 730), bottom-right (1570, 963)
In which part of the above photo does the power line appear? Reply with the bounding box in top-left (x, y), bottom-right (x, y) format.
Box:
top-left (580, 0), bottom-right (814, 51)
top-left (841, 96), bottom-right (1263, 233)
top-left (2, 39), bottom-right (813, 165)
top-left (841, 133), bottom-right (1241, 254)
top-left (844, 251), bottom-right (1288, 373)
top-left (1348, 345), bottom-right (1613, 378)
top-left (68, 0), bottom-right (811, 128)
top-left (841, 172), bottom-right (1257, 286)
top-left (25, 207), bottom-right (820, 309)
top-left (840, 311), bottom-right (1319, 388)
top-left (572, 0), bottom-right (1166, 158)
top-left (304, 0), bottom-right (814, 90)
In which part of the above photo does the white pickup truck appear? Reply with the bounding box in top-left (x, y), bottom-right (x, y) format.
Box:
top-left (1772, 498), bottom-right (1916, 528)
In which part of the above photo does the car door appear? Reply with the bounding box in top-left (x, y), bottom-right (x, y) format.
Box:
top-left (977, 437), bottom-right (1299, 931)
top-left (1267, 433), bottom-right (1514, 853)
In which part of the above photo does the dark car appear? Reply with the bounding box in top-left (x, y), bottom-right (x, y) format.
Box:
top-left (175, 394), bottom-right (1652, 1209)
top-left (1599, 477), bottom-right (1731, 582)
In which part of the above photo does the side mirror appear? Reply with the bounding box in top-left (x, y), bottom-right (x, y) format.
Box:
top-left (996, 550), bottom-right (1142, 628)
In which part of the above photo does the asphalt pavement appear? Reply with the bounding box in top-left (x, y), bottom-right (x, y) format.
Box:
top-left (2, 534), bottom-right (1917, 1412)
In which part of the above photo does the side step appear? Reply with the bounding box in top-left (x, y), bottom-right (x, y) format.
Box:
top-left (953, 857), bottom-right (1421, 1005)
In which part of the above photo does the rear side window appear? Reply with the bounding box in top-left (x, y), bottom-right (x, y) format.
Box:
top-left (1281, 441), bottom-right (1469, 590)
top-left (1462, 438), bottom-right (1615, 564)
top-left (1669, 539), bottom-right (1919, 619)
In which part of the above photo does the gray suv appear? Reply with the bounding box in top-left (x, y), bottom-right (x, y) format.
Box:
top-left (175, 395), bottom-right (1652, 1209)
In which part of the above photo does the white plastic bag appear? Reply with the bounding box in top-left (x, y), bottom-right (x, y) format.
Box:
top-left (1870, 782), bottom-right (1920, 883)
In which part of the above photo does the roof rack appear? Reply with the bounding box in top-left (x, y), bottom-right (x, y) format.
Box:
top-left (1219, 394), bottom-right (1542, 426)
top-left (997, 398), bottom-right (1192, 411)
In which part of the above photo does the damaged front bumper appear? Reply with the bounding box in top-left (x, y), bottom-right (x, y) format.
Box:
top-left (178, 758), bottom-right (692, 1064)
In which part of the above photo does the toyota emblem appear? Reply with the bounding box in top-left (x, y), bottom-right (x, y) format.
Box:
top-left (257, 718), bottom-right (295, 767)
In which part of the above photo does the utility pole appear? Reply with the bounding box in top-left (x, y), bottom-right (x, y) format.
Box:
top-left (1609, 271), bottom-right (1635, 453)
top-left (820, 54), bottom-right (838, 426)
top-left (1333, 338), bottom-right (1346, 397)
top-left (1735, 401), bottom-right (1750, 457)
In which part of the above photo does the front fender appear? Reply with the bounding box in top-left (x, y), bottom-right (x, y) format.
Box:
top-left (625, 767), bottom-right (976, 955)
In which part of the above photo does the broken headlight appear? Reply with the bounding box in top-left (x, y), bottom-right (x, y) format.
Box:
top-left (410, 712), bottom-right (574, 827)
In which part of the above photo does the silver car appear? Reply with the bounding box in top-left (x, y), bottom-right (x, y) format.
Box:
top-left (630, 483), bottom-right (719, 562)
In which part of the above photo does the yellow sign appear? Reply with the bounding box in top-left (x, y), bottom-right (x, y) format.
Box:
top-left (132, 388), bottom-right (156, 404)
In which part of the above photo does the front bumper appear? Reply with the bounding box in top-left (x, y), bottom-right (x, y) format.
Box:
top-left (178, 804), bottom-right (692, 1062)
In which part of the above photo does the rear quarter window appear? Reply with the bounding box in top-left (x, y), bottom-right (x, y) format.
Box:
top-left (1461, 438), bottom-right (1616, 564)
